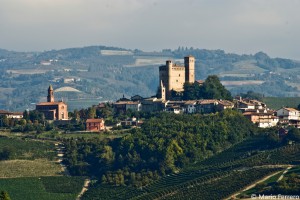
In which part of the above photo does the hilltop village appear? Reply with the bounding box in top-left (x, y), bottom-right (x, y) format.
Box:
top-left (0, 55), bottom-right (299, 132)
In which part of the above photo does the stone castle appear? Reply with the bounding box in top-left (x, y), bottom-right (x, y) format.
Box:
top-left (157, 56), bottom-right (195, 100)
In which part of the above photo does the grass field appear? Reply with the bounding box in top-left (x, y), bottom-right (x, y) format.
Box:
top-left (0, 159), bottom-right (62, 178)
top-left (0, 176), bottom-right (85, 200)
top-left (263, 97), bottom-right (300, 110)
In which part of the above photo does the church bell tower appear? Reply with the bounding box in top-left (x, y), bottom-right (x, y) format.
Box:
top-left (47, 85), bottom-right (54, 102)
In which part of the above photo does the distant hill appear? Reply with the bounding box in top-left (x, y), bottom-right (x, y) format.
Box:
top-left (0, 45), bottom-right (300, 111)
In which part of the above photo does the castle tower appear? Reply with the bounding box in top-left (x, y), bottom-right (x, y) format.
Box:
top-left (47, 85), bottom-right (54, 102)
top-left (166, 60), bottom-right (173, 99)
top-left (184, 56), bottom-right (195, 83)
top-left (160, 80), bottom-right (166, 101)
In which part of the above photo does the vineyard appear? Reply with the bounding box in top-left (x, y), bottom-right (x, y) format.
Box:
top-left (0, 176), bottom-right (85, 200)
top-left (0, 136), bottom-right (56, 160)
top-left (81, 136), bottom-right (300, 200)
top-left (0, 159), bottom-right (62, 178)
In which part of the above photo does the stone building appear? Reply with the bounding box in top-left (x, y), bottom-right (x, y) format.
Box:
top-left (157, 56), bottom-right (195, 100)
top-left (86, 118), bottom-right (105, 132)
top-left (36, 85), bottom-right (68, 120)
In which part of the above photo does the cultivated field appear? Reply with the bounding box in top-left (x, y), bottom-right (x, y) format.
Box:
top-left (0, 176), bottom-right (85, 200)
top-left (0, 136), bottom-right (56, 160)
top-left (0, 159), bottom-right (62, 178)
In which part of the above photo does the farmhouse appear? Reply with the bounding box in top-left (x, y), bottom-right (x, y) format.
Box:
top-left (86, 118), bottom-right (105, 132)
top-left (0, 110), bottom-right (23, 119)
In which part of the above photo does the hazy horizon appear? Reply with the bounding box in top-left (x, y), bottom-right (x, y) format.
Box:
top-left (1, 0), bottom-right (300, 60)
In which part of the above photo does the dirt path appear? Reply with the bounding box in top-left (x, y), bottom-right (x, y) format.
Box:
top-left (227, 165), bottom-right (294, 199)
top-left (76, 179), bottom-right (91, 200)
top-left (226, 170), bottom-right (283, 199)
top-left (54, 142), bottom-right (70, 176)
top-left (277, 166), bottom-right (292, 181)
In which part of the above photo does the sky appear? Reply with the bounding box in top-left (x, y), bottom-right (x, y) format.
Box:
top-left (0, 0), bottom-right (299, 60)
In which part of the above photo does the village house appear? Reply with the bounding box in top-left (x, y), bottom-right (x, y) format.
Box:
top-left (216, 100), bottom-right (234, 112)
top-left (243, 109), bottom-right (279, 128)
top-left (248, 99), bottom-right (267, 109)
top-left (125, 101), bottom-right (142, 112)
top-left (0, 110), bottom-right (23, 119)
top-left (141, 97), bottom-right (167, 112)
top-left (165, 105), bottom-right (184, 114)
top-left (86, 118), bottom-right (105, 132)
top-left (276, 107), bottom-right (300, 128)
top-left (113, 101), bottom-right (142, 113)
top-left (236, 101), bottom-right (255, 112)
top-left (165, 101), bottom-right (186, 114)
top-left (184, 100), bottom-right (197, 114)
top-left (276, 107), bottom-right (300, 121)
top-left (234, 97), bottom-right (267, 112)
top-left (197, 99), bottom-right (219, 114)
top-left (121, 117), bottom-right (143, 127)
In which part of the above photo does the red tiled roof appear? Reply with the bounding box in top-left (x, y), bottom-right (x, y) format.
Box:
top-left (36, 101), bottom-right (66, 106)
top-left (0, 110), bottom-right (23, 115)
top-left (198, 99), bottom-right (218, 104)
top-left (218, 100), bottom-right (234, 106)
top-left (0, 110), bottom-right (10, 114)
top-left (195, 80), bottom-right (204, 84)
top-left (86, 118), bottom-right (104, 123)
top-left (184, 100), bottom-right (197, 105)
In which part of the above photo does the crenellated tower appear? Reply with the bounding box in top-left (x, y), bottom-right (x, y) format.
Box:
top-left (184, 55), bottom-right (195, 83)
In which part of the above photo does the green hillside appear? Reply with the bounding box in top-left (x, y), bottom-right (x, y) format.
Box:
top-left (82, 136), bottom-right (300, 200)
top-left (263, 97), bottom-right (300, 110)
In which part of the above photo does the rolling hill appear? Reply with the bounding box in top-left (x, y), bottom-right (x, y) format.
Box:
top-left (0, 46), bottom-right (300, 111)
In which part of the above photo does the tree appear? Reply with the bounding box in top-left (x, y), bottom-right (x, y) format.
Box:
top-left (0, 191), bottom-right (11, 200)
top-left (183, 83), bottom-right (198, 100)
top-left (202, 75), bottom-right (232, 100)
top-left (87, 107), bottom-right (96, 119)
top-left (183, 75), bottom-right (232, 100)
top-left (240, 91), bottom-right (263, 101)
top-left (287, 128), bottom-right (300, 142)
top-left (23, 110), bottom-right (29, 120)
top-left (29, 110), bottom-right (45, 123)
top-left (0, 147), bottom-right (15, 160)
top-left (297, 104), bottom-right (300, 111)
